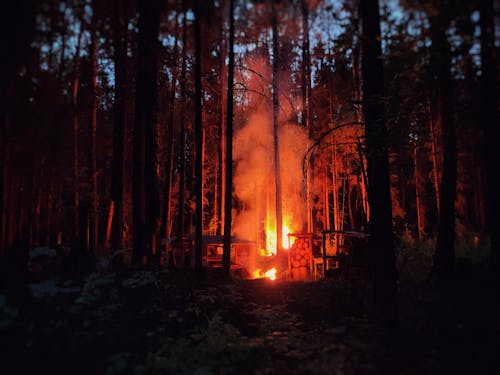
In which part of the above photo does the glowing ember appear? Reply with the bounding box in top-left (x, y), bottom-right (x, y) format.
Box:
top-left (253, 267), bottom-right (277, 281)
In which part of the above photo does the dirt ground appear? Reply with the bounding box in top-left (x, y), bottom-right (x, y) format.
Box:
top-left (1, 264), bottom-right (499, 374)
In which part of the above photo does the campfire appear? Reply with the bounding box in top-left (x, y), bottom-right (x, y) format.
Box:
top-left (249, 216), bottom-right (313, 281)
top-left (249, 215), bottom-right (293, 280)
top-left (231, 81), bottom-right (310, 282)
top-left (252, 267), bottom-right (277, 281)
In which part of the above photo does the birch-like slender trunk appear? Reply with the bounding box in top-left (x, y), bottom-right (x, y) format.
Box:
top-left (414, 139), bottom-right (423, 242)
top-left (301, 0), bottom-right (313, 233)
top-left (271, 0), bottom-right (283, 251)
top-left (428, 100), bottom-right (440, 216)
top-left (223, 0), bottom-right (235, 273)
top-left (219, 23), bottom-right (227, 237)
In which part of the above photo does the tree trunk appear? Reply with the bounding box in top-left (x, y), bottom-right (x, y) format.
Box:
top-left (430, 8), bottom-right (456, 278)
top-left (111, 0), bottom-right (127, 252)
top-left (428, 100), bottom-right (440, 217)
top-left (271, 0), bottom-right (283, 252)
top-left (105, 201), bottom-right (114, 248)
top-left (301, 0), bottom-right (313, 233)
top-left (480, 0), bottom-right (499, 281)
top-left (414, 139), bottom-right (423, 242)
top-left (6, 173), bottom-right (16, 250)
top-left (359, 0), bottom-right (398, 323)
top-left (223, 0), bottom-right (235, 273)
top-left (324, 165), bottom-right (330, 230)
top-left (193, 1), bottom-right (203, 274)
top-left (72, 14), bottom-right (84, 251)
top-left (219, 19), bottom-right (227, 237)
top-left (340, 175), bottom-right (347, 231)
top-left (332, 140), bottom-right (338, 231)
top-left (144, 20), bottom-right (161, 258)
top-left (89, 9), bottom-right (99, 256)
top-left (356, 138), bottom-right (370, 223)
top-left (33, 160), bottom-right (42, 247)
top-left (352, 8), bottom-right (363, 127)
top-left (46, 177), bottom-right (54, 246)
top-left (0, 1), bottom-right (35, 255)
top-left (163, 11), bottom-right (180, 249)
top-left (352, 8), bottom-right (369, 226)
top-left (133, 0), bottom-right (161, 263)
top-left (0, 99), bottom-right (8, 255)
top-left (176, 11), bottom-right (187, 241)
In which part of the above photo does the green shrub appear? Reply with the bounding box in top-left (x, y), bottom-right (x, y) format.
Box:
top-left (395, 229), bottom-right (434, 282)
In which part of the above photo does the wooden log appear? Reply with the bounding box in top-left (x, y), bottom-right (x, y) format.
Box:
top-left (298, 266), bottom-right (308, 279)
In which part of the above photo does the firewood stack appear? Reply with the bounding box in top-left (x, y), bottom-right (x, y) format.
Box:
top-left (288, 233), bottom-right (313, 280)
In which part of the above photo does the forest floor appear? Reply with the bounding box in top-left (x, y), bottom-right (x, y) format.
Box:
top-left (1, 259), bottom-right (499, 375)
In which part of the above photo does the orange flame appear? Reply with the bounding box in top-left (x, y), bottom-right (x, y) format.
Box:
top-left (253, 267), bottom-right (277, 281)
top-left (265, 218), bottom-right (294, 256)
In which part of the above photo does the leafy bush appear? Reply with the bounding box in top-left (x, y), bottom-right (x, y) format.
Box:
top-left (395, 229), bottom-right (434, 282)
top-left (395, 223), bottom-right (491, 281)
top-left (455, 222), bottom-right (490, 265)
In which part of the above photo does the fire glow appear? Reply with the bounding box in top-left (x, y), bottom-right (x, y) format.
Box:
top-left (232, 59), bottom-right (309, 280)
top-left (263, 218), bottom-right (294, 256)
top-left (253, 267), bottom-right (277, 281)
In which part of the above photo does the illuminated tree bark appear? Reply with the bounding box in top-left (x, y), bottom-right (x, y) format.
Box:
top-left (359, 0), bottom-right (397, 322)
top-left (271, 0), bottom-right (283, 252)
top-left (332, 140), bottom-right (339, 231)
top-left (219, 17), bottom-right (227, 237)
top-left (72, 10), bottom-right (84, 251)
top-left (223, 0), bottom-right (235, 273)
top-left (324, 166), bottom-right (330, 230)
top-left (144, 13), bottom-right (162, 259)
top-left (163, 9), bottom-right (179, 248)
top-left (430, 7), bottom-right (456, 278)
top-left (0, 2), bottom-right (34, 254)
top-left (428, 100), bottom-right (441, 217)
top-left (176, 11), bottom-right (187, 242)
top-left (111, 0), bottom-right (127, 252)
top-left (88, 6), bottom-right (98, 255)
top-left (301, 0), bottom-right (313, 233)
top-left (414, 139), bottom-right (423, 242)
top-left (193, 1), bottom-right (203, 274)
